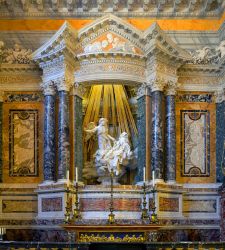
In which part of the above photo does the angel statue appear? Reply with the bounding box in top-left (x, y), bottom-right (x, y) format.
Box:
top-left (84, 118), bottom-right (134, 184)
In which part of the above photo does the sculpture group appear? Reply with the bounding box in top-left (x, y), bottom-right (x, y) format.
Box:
top-left (85, 118), bottom-right (134, 184)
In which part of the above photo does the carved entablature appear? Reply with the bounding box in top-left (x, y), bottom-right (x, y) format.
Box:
top-left (177, 64), bottom-right (220, 92)
top-left (30, 14), bottom-right (224, 95)
top-left (75, 55), bottom-right (146, 84)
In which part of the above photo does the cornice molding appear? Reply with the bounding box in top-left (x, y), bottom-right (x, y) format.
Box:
top-left (0, 1), bottom-right (223, 19)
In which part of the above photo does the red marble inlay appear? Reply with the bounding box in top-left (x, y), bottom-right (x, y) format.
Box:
top-left (159, 197), bottom-right (179, 212)
top-left (80, 198), bottom-right (141, 212)
top-left (42, 197), bottom-right (62, 212)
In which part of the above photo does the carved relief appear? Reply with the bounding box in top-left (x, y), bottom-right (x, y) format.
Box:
top-left (0, 41), bottom-right (32, 64)
top-left (82, 32), bottom-right (142, 55)
top-left (189, 39), bottom-right (225, 65)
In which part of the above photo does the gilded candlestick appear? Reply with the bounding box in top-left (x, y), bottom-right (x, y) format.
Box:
top-left (150, 186), bottom-right (158, 224)
top-left (72, 181), bottom-right (81, 221)
top-left (64, 187), bottom-right (71, 224)
top-left (141, 182), bottom-right (149, 220)
top-left (108, 169), bottom-right (115, 224)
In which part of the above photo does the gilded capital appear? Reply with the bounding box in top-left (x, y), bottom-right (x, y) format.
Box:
top-left (41, 81), bottom-right (56, 96)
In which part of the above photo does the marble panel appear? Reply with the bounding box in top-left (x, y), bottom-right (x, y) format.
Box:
top-left (176, 102), bottom-right (216, 183)
top-left (9, 109), bottom-right (38, 177)
top-left (183, 199), bottom-right (217, 213)
top-left (176, 93), bottom-right (213, 103)
top-left (181, 110), bottom-right (210, 177)
top-left (41, 197), bottom-right (62, 212)
top-left (2, 200), bottom-right (37, 213)
top-left (80, 198), bottom-right (141, 212)
top-left (159, 197), bottom-right (179, 212)
top-left (4, 92), bottom-right (43, 103)
top-left (2, 102), bottom-right (43, 183)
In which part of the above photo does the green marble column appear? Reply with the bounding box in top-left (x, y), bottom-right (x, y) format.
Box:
top-left (135, 85), bottom-right (151, 183)
top-left (74, 94), bottom-right (83, 182)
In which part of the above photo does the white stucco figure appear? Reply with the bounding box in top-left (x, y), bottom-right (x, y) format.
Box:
top-left (216, 40), bottom-right (225, 58)
top-left (5, 43), bottom-right (32, 64)
top-left (191, 47), bottom-right (212, 64)
top-left (104, 132), bottom-right (133, 176)
top-left (84, 118), bottom-right (134, 183)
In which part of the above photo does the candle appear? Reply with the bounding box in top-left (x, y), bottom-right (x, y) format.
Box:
top-left (76, 167), bottom-right (78, 183)
top-left (152, 170), bottom-right (155, 187)
top-left (143, 167), bottom-right (146, 183)
top-left (66, 170), bottom-right (70, 187)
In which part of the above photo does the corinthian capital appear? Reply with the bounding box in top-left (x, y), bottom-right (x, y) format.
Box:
top-left (165, 81), bottom-right (177, 96)
top-left (136, 83), bottom-right (150, 99)
top-left (148, 78), bottom-right (165, 92)
top-left (41, 81), bottom-right (56, 96)
top-left (56, 76), bottom-right (73, 92)
top-left (70, 83), bottom-right (87, 98)
top-left (214, 88), bottom-right (225, 103)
